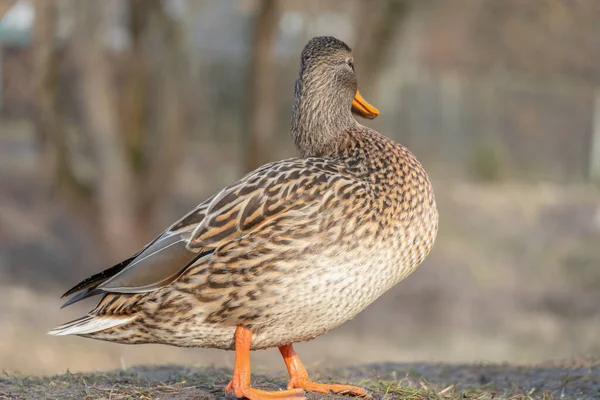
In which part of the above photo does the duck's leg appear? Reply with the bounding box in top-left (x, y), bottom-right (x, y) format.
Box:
top-left (279, 344), bottom-right (367, 396)
top-left (226, 326), bottom-right (305, 400)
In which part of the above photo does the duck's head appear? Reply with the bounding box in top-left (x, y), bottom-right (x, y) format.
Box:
top-left (292, 36), bottom-right (379, 157)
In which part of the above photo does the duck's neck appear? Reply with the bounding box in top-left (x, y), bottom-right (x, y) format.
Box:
top-left (291, 73), bottom-right (359, 158)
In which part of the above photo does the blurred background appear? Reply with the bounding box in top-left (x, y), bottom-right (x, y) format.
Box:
top-left (0, 0), bottom-right (599, 376)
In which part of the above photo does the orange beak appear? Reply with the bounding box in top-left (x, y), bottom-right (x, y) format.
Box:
top-left (351, 90), bottom-right (379, 119)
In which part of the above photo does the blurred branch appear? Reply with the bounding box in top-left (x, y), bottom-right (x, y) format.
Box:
top-left (245, 0), bottom-right (279, 172)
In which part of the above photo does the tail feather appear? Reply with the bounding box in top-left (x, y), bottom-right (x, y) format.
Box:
top-left (47, 315), bottom-right (136, 336)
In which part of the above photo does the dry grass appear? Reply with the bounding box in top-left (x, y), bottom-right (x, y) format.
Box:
top-left (2, 360), bottom-right (598, 400)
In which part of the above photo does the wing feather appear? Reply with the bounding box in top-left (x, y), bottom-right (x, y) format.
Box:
top-left (60, 158), bottom-right (368, 308)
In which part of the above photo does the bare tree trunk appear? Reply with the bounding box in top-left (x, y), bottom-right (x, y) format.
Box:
top-left (590, 88), bottom-right (600, 183)
top-left (245, 0), bottom-right (279, 172)
top-left (137, 0), bottom-right (189, 229)
top-left (118, 0), bottom-right (151, 236)
top-left (33, 0), bottom-right (104, 243)
top-left (353, 0), bottom-right (410, 96)
top-left (74, 1), bottom-right (138, 258)
top-left (121, 0), bottom-right (149, 172)
top-left (32, 0), bottom-right (61, 182)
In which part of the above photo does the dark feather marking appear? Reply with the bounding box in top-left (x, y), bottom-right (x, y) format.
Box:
top-left (239, 195), bottom-right (262, 230)
top-left (199, 225), bottom-right (238, 245)
top-left (171, 210), bottom-right (206, 232)
top-left (241, 213), bottom-right (266, 232)
top-left (238, 184), bottom-right (259, 197)
top-left (211, 190), bottom-right (240, 212)
top-left (209, 208), bottom-right (239, 228)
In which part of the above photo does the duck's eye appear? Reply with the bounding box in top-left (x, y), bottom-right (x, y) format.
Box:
top-left (346, 59), bottom-right (354, 71)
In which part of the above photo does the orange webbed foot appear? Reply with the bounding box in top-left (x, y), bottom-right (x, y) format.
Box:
top-left (286, 378), bottom-right (366, 396)
top-left (279, 344), bottom-right (368, 397)
top-left (226, 379), bottom-right (305, 400)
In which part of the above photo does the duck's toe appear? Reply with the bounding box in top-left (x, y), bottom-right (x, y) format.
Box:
top-left (226, 381), bottom-right (305, 400)
top-left (287, 379), bottom-right (367, 397)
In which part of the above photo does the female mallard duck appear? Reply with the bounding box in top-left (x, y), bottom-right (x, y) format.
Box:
top-left (50, 36), bottom-right (438, 399)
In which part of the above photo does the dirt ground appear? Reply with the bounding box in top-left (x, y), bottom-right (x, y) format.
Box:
top-left (2, 359), bottom-right (599, 399)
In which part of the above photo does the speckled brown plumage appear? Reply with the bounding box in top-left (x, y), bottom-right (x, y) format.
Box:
top-left (50, 36), bottom-right (438, 399)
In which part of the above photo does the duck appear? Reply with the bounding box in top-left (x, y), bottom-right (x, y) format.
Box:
top-left (49, 36), bottom-right (438, 400)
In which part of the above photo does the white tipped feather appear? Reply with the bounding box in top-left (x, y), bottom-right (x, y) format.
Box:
top-left (48, 315), bottom-right (136, 336)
